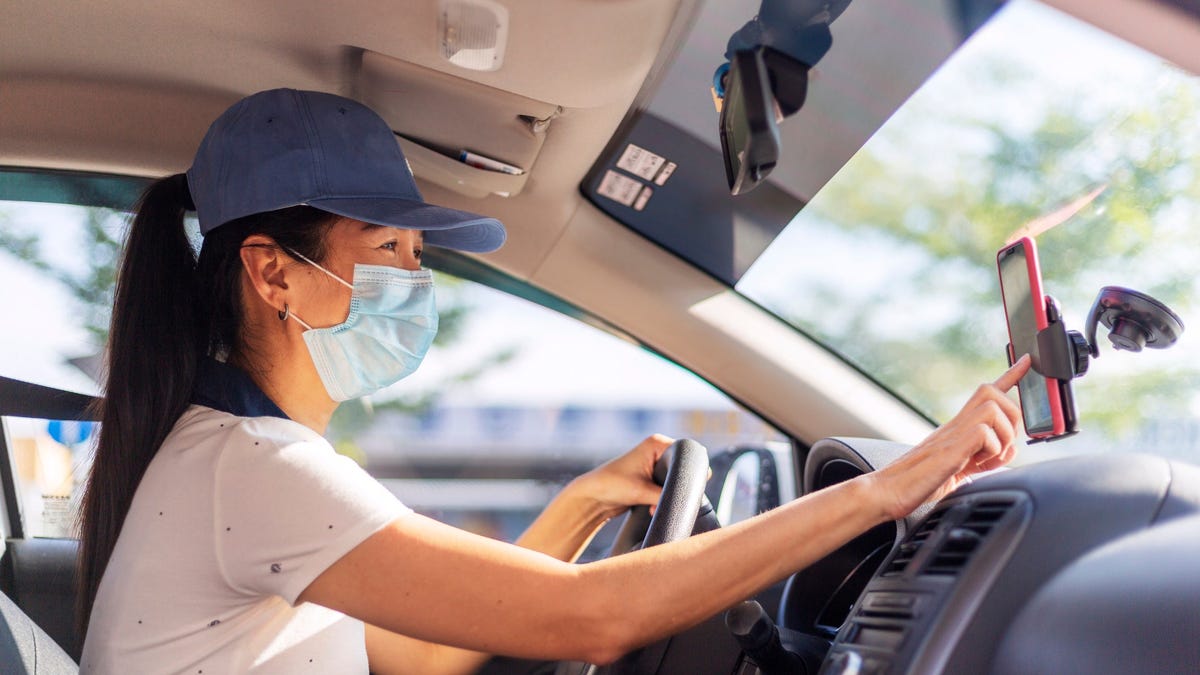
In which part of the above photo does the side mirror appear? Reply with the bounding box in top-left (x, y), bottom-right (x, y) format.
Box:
top-left (707, 445), bottom-right (794, 525)
top-left (717, 452), bottom-right (762, 525)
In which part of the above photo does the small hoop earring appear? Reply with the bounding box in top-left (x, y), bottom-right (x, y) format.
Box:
top-left (278, 304), bottom-right (290, 322)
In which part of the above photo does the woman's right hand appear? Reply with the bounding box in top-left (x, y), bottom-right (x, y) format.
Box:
top-left (865, 354), bottom-right (1031, 521)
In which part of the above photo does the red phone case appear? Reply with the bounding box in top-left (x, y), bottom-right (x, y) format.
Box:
top-left (998, 237), bottom-right (1066, 438)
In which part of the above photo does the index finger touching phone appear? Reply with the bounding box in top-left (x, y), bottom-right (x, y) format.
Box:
top-left (994, 354), bottom-right (1032, 392)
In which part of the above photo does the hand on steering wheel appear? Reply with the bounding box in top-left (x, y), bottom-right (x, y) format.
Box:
top-left (559, 440), bottom-right (719, 675)
top-left (607, 439), bottom-right (720, 555)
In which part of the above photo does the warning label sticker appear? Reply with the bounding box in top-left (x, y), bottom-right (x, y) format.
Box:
top-left (42, 495), bottom-right (72, 538)
top-left (597, 170), bottom-right (644, 207)
top-left (634, 186), bottom-right (653, 211)
top-left (654, 161), bottom-right (677, 186)
top-left (616, 144), bottom-right (668, 181)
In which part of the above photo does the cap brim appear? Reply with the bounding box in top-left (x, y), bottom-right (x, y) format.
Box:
top-left (308, 196), bottom-right (506, 253)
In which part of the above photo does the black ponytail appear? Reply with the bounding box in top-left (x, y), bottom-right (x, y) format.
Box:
top-left (77, 175), bottom-right (336, 636)
top-left (78, 174), bottom-right (200, 636)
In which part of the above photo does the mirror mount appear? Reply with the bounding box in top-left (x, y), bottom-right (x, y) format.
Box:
top-left (714, 0), bottom-right (850, 194)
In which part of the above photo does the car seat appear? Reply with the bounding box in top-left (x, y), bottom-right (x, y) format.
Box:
top-left (0, 589), bottom-right (78, 673)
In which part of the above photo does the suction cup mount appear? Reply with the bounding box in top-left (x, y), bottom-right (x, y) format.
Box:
top-left (1030, 286), bottom-right (1185, 383)
top-left (1084, 286), bottom-right (1185, 356)
top-left (1009, 286), bottom-right (1184, 443)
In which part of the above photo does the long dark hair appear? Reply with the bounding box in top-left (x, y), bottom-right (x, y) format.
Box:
top-left (77, 174), bottom-right (336, 635)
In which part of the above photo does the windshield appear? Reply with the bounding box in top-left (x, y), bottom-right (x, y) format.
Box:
top-left (737, 0), bottom-right (1200, 462)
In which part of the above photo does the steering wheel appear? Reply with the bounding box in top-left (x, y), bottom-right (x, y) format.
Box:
top-left (607, 438), bottom-right (720, 555)
top-left (554, 439), bottom-right (720, 675)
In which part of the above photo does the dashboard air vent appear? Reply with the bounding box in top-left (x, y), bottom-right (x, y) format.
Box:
top-left (882, 507), bottom-right (946, 576)
top-left (922, 498), bottom-right (1015, 577)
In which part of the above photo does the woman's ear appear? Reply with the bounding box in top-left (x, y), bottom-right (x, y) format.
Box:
top-left (239, 235), bottom-right (291, 312)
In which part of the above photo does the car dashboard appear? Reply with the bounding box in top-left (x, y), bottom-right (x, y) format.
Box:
top-left (792, 439), bottom-right (1200, 675)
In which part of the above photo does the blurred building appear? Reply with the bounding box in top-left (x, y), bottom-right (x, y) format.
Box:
top-left (355, 404), bottom-right (784, 546)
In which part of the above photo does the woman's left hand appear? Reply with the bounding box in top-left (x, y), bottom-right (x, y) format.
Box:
top-left (565, 434), bottom-right (674, 521)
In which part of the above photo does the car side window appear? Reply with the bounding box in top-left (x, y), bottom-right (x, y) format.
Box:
top-left (0, 196), bottom-right (786, 545)
top-left (331, 272), bottom-right (787, 556)
top-left (1, 416), bottom-right (93, 538)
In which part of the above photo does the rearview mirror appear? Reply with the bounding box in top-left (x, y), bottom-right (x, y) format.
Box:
top-left (719, 48), bottom-right (781, 195)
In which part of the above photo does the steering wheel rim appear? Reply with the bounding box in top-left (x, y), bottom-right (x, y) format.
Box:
top-left (553, 440), bottom-right (718, 675)
top-left (558, 440), bottom-right (719, 675)
top-left (607, 438), bottom-right (717, 556)
top-left (489, 442), bottom-right (721, 675)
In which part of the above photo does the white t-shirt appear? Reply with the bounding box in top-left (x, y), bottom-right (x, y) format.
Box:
top-left (80, 390), bottom-right (409, 673)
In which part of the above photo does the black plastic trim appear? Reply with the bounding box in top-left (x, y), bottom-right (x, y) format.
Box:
top-left (0, 377), bottom-right (97, 421)
top-left (0, 426), bottom-right (24, 540)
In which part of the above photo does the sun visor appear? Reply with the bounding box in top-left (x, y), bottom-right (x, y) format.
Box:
top-left (353, 49), bottom-right (560, 199)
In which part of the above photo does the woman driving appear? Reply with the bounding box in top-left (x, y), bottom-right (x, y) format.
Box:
top-left (77, 88), bottom-right (1030, 674)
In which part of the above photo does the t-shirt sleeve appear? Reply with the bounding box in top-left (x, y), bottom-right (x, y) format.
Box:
top-left (213, 417), bottom-right (410, 605)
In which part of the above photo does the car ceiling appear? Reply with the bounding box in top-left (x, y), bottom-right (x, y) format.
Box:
top-left (7, 0), bottom-right (1194, 270)
top-left (1, 0), bottom-right (695, 278)
top-left (2, 0), bottom-right (1199, 445)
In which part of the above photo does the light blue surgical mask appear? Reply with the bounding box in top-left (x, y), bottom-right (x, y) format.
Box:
top-left (284, 248), bottom-right (438, 401)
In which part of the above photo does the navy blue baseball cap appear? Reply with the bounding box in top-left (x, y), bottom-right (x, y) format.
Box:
top-left (186, 88), bottom-right (506, 253)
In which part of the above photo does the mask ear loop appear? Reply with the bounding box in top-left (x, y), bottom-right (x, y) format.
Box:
top-left (276, 246), bottom-right (351, 331)
top-left (281, 246), bottom-right (354, 290)
top-left (237, 242), bottom-right (332, 330)
top-left (278, 303), bottom-right (313, 330)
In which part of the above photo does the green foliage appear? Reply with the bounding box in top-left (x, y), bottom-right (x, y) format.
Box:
top-left (794, 62), bottom-right (1200, 435)
top-left (0, 207), bottom-right (120, 345)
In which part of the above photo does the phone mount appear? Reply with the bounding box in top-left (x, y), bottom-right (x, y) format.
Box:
top-left (712, 1), bottom-right (850, 195)
top-left (1084, 286), bottom-right (1185, 355)
top-left (1008, 286), bottom-right (1185, 441)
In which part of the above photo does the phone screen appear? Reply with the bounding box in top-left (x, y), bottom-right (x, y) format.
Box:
top-left (998, 241), bottom-right (1058, 435)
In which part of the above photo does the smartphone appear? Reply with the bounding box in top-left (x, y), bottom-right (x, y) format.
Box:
top-left (719, 48), bottom-right (781, 196)
top-left (997, 238), bottom-right (1067, 439)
